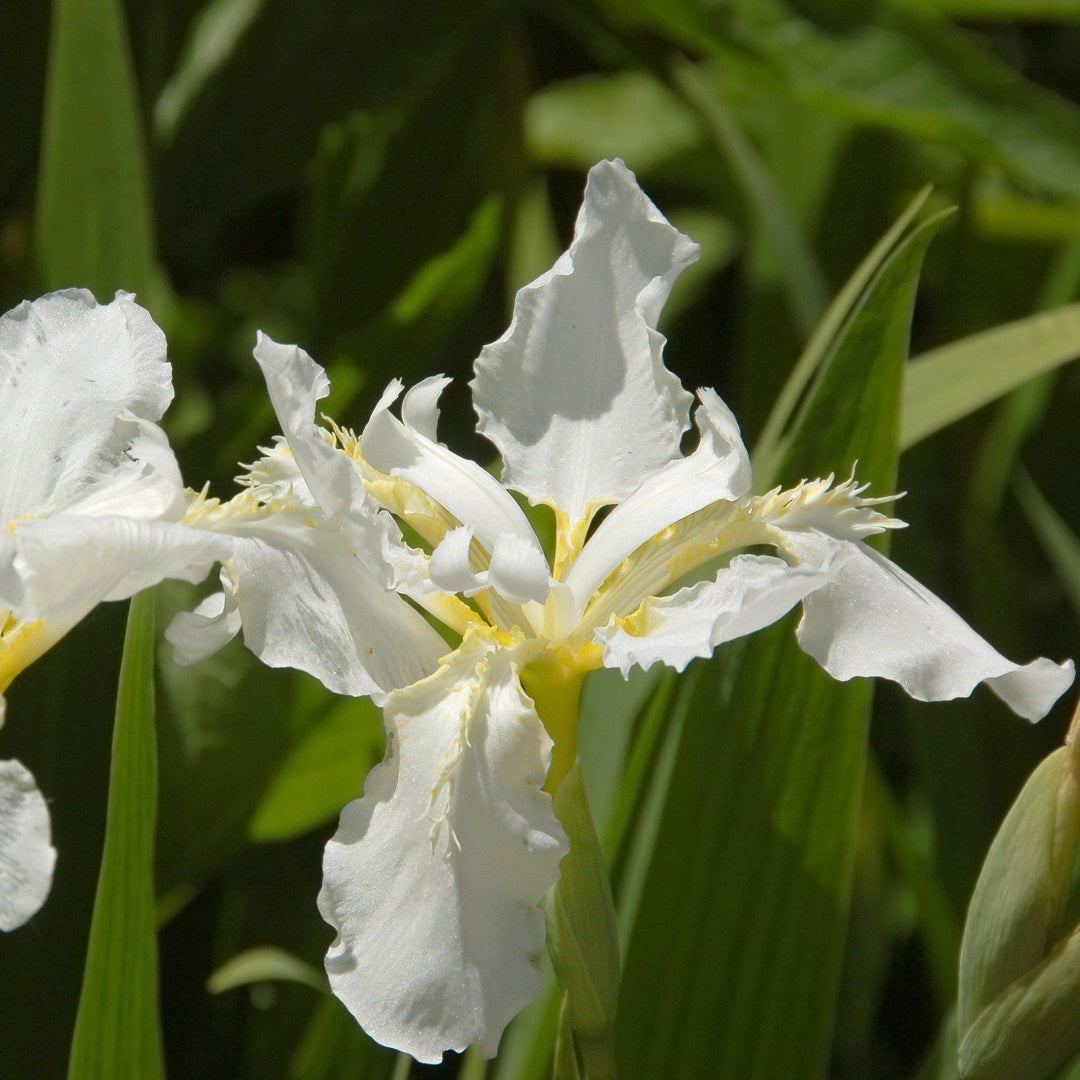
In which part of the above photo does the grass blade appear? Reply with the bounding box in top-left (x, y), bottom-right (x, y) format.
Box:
top-left (68, 593), bottom-right (164, 1080)
top-left (902, 304), bottom-right (1080, 449)
top-left (37, 0), bottom-right (159, 303)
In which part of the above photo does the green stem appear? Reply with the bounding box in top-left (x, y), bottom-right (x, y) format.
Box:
top-left (522, 653), bottom-right (620, 1076)
top-left (545, 761), bottom-right (620, 1079)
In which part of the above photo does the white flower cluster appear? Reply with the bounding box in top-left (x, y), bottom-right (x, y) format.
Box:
top-left (0, 162), bottom-right (1072, 1062)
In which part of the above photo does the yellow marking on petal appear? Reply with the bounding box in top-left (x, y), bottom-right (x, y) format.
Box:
top-left (0, 615), bottom-right (56, 696)
top-left (330, 418), bottom-right (458, 550)
top-left (553, 507), bottom-right (591, 580)
top-left (579, 474), bottom-right (903, 633)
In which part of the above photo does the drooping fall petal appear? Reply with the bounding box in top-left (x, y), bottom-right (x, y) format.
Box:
top-left (319, 631), bottom-right (568, 1063)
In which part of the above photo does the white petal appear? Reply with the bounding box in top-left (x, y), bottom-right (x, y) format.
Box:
top-left (401, 374), bottom-right (452, 441)
top-left (565, 387), bottom-right (752, 609)
top-left (0, 758), bottom-right (56, 931)
top-left (791, 533), bottom-right (1075, 720)
top-left (0, 290), bottom-right (171, 524)
top-left (319, 632), bottom-right (568, 1063)
top-left (252, 333), bottom-right (365, 521)
top-left (10, 514), bottom-right (230, 629)
top-left (165, 571), bottom-right (242, 665)
top-left (361, 380), bottom-right (544, 562)
top-left (58, 416), bottom-right (186, 522)
top-left (179, 506), bottom-right (447, 697)
top-left (472, 159), bottom-right (699, 533)
top-left (488, 533), bottom-right (552, 605)
top-left (596, 553), bottom-right (838, 677)
top-left (429, 525), bottom-right (485, 596)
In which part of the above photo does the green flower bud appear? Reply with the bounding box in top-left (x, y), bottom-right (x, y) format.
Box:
top-left (957, 703), bottom-right (1080, 1079)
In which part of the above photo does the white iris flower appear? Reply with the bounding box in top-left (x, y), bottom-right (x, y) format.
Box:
top-left (0, 290), bottom-right (230, 930)
top-left (169, 161), bottom-right (1074, 1062)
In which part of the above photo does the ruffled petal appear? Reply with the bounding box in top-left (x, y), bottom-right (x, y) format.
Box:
top-left (9, 515), bottom-right (229, 634)
top-left (252, 333), bottom-right (368, 521)
top-left (790, 533), bottom-right (1075, 720)
top-left (172, 505), bottom-right (447, 697)
top-left (472, 159), bottom-right (698, 534)
top-left (0, 290), bottom-right (171, 524)
top-left (319, 631), bottom-right (568, 1063)
top-left (596, 552), bottom-right (839, 677)
top-left (0, 757), bottom-right (56, 931)
top-left (361, 380), bottom-right (544, 562)
top-left (565, 387), bottom-right (752, 610)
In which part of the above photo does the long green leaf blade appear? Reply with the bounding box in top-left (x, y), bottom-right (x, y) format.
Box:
top-left (37, 0), bottom-right (158, 301)
top-left (901, 304), bottom-right (1080, 448)
top-left (68, 593), bottom-right (165, 1080)
top-left (616, 213), bottom-right (946, 1077)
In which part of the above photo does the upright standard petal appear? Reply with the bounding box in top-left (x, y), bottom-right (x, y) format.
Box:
top-left (595, 552), bottom-right (840, 677)
top-left (472, 159), bottom-right (699, 537)
top-left (790, 533), bottom-right (1075, 720)
top-left (0, 290), bottom-right (171, 524)
top-left (319, 631), bottom-right (569, 1063)
top-left (0, 758), bottom-right (56, 931)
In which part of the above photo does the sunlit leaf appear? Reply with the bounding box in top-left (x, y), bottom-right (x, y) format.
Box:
top-left (248, 698), bottom-right (383, 843)
top-left (207, 945), bottom-right (326, 995)
top-left (901, 304), bottom-right (1080, 449)
top-left (616, 211), bottom-right (946, 1077)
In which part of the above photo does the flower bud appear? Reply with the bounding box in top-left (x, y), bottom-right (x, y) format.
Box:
top-left (957, 702), bottom-right (1080, 1079)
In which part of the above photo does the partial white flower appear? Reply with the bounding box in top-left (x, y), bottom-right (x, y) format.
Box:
top-left (0, 756), bottom-right (56, 932)
top-left (0, 290), bottom-right (230, 928)
top-left (173, 159), bottom-right (1074, 1060)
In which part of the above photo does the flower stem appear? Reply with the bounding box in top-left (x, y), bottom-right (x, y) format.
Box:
top-left (545, 759), bottom-right (620, 1079)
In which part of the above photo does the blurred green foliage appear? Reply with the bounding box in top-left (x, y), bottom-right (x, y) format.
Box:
top-left (5, 0), bottom-right (1080, 1077)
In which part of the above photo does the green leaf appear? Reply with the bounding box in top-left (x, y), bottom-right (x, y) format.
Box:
top-left (154, 600), bottom-right (336, 907)
top-left (920, 0), bottom-right (1080, 19)
top-left (153, 0), bottom-right (265, 144)
top-left (616, 212), bottom-right (946, 1077)
top-left (754, 184), bottom-right (932, 483)
top-left (901, 303), bottom-right (1080, 449)
top-left (157, 0), bottom-right (501, 270)
top-left (669, 58), bottom-right (827, 338)
top-left (525, 69), bottom-right (702, 174)
top-left (287, 995), bottom-right (397, 1080)
top-left (248, 697), bottom-right (384, 843)
top-left (37, 0), bottom-right (160, 303)
top-left (207, 946), bottom-right (326, 995)
top-left (68, 593), bottom-right (165, 1080)
top-left (601, 1), bottom-right (1080, 202)
top-left (1014, 470), bottom-right (1080, 624)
